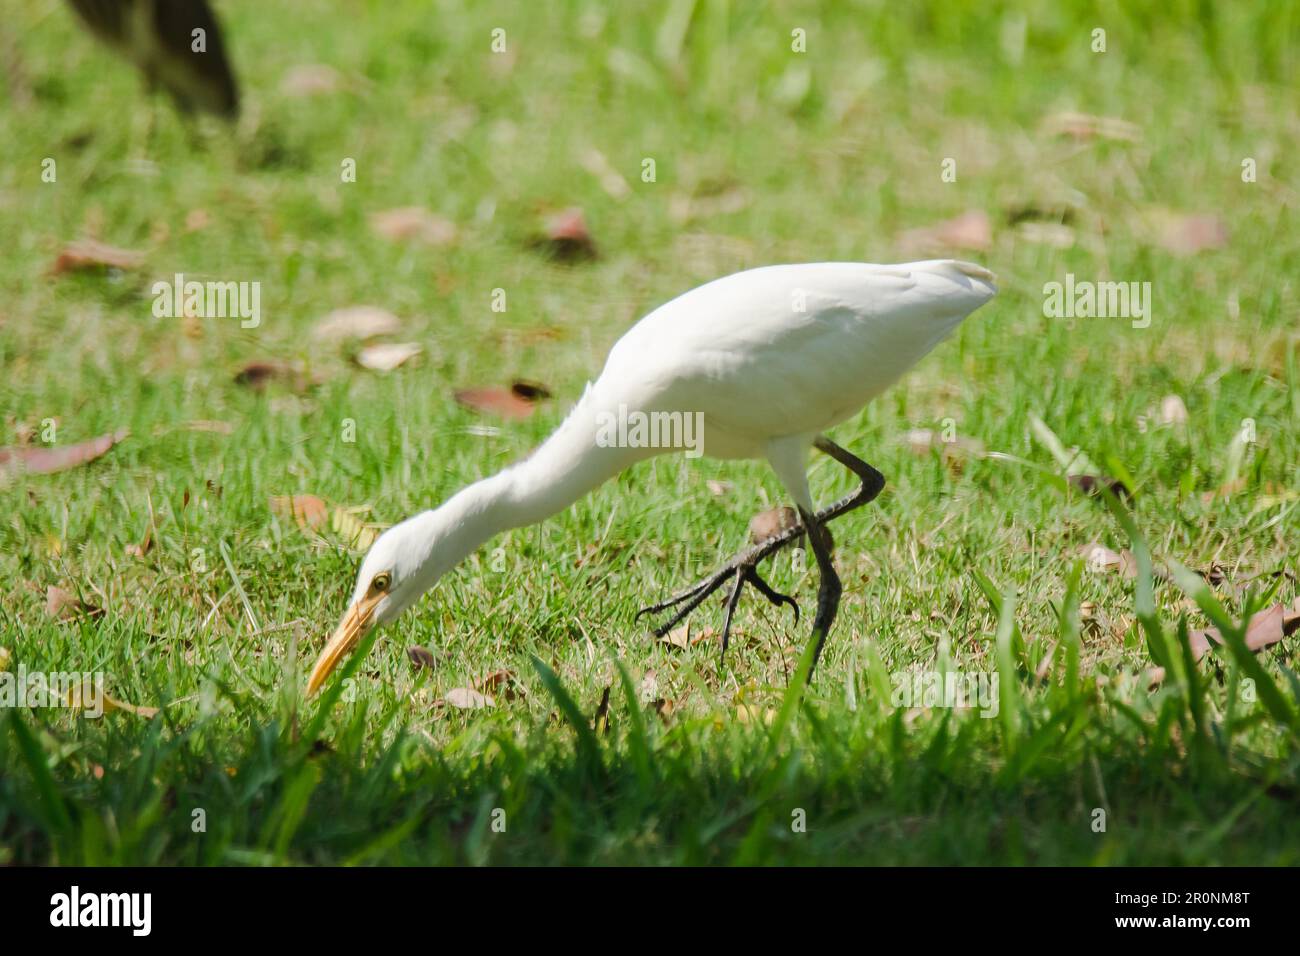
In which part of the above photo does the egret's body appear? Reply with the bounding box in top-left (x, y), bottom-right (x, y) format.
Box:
top-left (307, 259), bottom-right (997, 694)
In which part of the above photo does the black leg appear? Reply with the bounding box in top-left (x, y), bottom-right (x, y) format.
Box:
top-left (798, 506), bottom-right (841, 675)
top-left (637, 435), bottom-right (885, 668)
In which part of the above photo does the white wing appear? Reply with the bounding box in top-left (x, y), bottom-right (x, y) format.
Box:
top-left (596, 260), bottom-right (996, 455)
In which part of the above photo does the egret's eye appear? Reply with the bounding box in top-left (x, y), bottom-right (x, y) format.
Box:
top-left (372, 572), bottom-right (392, 593)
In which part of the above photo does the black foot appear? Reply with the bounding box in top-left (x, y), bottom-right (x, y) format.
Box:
top-left (636, 539), bottom-right (803, 660)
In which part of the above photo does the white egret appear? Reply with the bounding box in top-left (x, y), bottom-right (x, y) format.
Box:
top-left (306, 259), bottom-right (997, 695)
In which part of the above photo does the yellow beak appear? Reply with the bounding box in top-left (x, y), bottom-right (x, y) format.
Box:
top-left (306, 591), bottom-right (383, 697)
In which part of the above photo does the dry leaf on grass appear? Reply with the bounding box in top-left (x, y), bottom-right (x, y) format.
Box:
top-left (454, 381), bottom-right (551, 420)
top-left (747, 506), bottom-right (828, 550)
top-left (407, 646), bottom-right (437, 670)
top-left (313, 306), bottom-right (401, 343)
top-left (661, 624), bottom-right (717, 649)
top-left (476, 668), bottom-right (525, 700)
top-left (369, 207), bottom-right (457, 246)
top-left (270, 494), bottom-right (329, 530)
top-left (281, 63), bottom-right (343, 96)
top-left (233, 361), bottom-right (319, 393)
top-left (0, 646), bottom-right (10, 671)
top-left (1153, 213), bottom-right (1228, 256)
top-left (45, 585), bottom-right (103, 621)
top-left (1079, 543), bottom-right (1137, 578)
top-left (651, 697), bottom-right (675, 724)
top-left (532, 207), bottom-right (597, 261)
top-left (444, 687), bottom-right (492, 709)
top-left (508, 380), bottom-right (551, 402)
top-left (898, 211), bottom-right (992, 256)
top-left (49, 239), bottom-right (144, 275)
top-left (706, 479), bottom-right (733, 497)
top-left (749, 506), bottom-right (800, 543)
top-left (0, 429), bottom-right (128, 479)
top-left (356, 342), bottom-right (422, 371)
top-left (1067, 474), bottom-right (1133, 502)
top-left (1189, 600), bottom-right (1300, 660)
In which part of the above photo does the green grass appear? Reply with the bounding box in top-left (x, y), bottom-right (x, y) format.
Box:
top-left (2, 0), bottom-right (1299, 864)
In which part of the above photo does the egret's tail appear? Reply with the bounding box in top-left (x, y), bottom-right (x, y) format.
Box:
top-left (910, 258), bottom-right (997, 286)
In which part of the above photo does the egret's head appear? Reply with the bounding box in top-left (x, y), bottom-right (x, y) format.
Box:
top-left (305, 513), bottom-right (438, 696)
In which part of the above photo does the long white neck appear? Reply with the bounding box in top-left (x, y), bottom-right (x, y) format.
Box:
top-left (411, 386), bottom-right (644, 588)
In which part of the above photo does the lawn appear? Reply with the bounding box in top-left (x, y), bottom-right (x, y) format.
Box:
top-left (1, 0), bottom-right (1299, 865)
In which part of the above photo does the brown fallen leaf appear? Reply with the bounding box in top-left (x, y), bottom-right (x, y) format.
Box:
top-left (356, 342), bottom-right (422, 372)
top-left (125, 525), bottom-right (153, 559)
top-left (233, 361), bottom-right (319, 393)
top-left (1068, 474), bottom-right (1133, 502)
top-left (1196, 562), bottom-right (1232, 587)
top-left (454, 384), bottom-right (543, 420)
top-left (1154, 213), bottom-right (1228, 257)
top-left (898, 211), bottom-right (992, 256)
top-left (369, 207), bottom-right (457, 247)
top-left (476, 668), bottom-right (524, 700)
top-left (49, 239), bottom-right (144, 275)
top-left (661, 624), bottom-right (716, 649)
top-left (184, 209), bottom-right (211, 233)
top-left (0, 646), bottom-right (12, 671)
top-left (407, 646), bottom-right (437, 670)
top-left (747, 506), bottom-right (828, 551)
top-left (1079, 543), bottom-right (1137, 578)
top-left (270, 494), bottom-right (329, 531)
top-left (749, 506), bottom-right (800, 543)
top-left (313, 305), bottom-right (401, 343)
top-left (45, 585), bottom-right (103, 620)
top-left (532, 207), bottom-right (597, 261)
top-left (706, 479), bottom-right (733, 497)
top-left (281, 63), bottom-right (343, 96)
top-left (444, 687), bottom-right (492, 709)
top-left (0, 429), bottom-right (128, 478)
top-left (1188, 600), bottom-right (1300, 660)
top-left (509, 380), bottom-right (551, 402)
